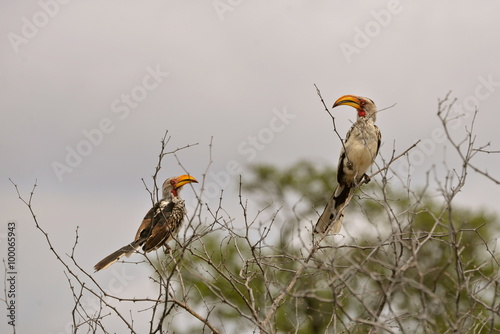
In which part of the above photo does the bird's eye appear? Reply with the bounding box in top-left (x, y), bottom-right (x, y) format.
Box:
top-left (170, 180), bottom-right (176, 186)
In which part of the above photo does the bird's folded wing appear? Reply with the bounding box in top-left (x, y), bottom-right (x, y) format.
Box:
top-left (143, 201), bottom-right (177, 252)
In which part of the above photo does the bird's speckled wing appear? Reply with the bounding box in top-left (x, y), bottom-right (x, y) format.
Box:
top-left (375, 124), bottom-right (381, 156)
top-left (142, 199), bottom-right (184, 252)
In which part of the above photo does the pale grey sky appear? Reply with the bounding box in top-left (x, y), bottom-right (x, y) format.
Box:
top-left (1, 1), bottom-right (499, 332)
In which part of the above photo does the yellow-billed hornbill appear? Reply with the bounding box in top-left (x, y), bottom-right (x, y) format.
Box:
top-left (315, 95), bottom-right (381, 234)
top-left (94, 175), bottom-right (198, 271)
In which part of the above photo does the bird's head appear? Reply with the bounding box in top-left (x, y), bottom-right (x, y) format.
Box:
top-left (162, 175), bottom-right (198, 198)
top-left (332, 95), bottom-right (377, 121)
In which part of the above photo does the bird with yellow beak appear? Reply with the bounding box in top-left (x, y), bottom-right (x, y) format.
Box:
top-left (315, 95), bottom-right (381, 234)
top-left (94, 175), bottom-right (198, 271)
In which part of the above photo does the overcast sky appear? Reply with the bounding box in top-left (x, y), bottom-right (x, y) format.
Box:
top-left (1, 1), bottom-right (500, 333)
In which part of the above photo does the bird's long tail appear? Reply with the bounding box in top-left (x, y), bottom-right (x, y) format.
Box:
top-left (94, 241), bottom-right (142, 272)
top-left (315, 183), bottom-right (354, 234)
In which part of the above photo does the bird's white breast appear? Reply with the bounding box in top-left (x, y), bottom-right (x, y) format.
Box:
top-left (343, 120), bottom-right (379, 183)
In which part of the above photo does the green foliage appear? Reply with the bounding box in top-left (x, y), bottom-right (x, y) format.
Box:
top-left (165, 160), bottom-right (499, 333)
top-left (243, 160), bottom-right (338, 207)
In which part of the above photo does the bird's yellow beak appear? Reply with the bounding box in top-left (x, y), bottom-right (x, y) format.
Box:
top-left (175, 175), bottom-right (198, 189)
top-left (332, 95), bottom-right (361, 110)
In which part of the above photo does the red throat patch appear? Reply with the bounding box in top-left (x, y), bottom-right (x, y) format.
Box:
top-left (358, 110), bottom-right (366, 117)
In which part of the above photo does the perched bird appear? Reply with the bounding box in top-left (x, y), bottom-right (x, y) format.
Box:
top-left (94, 175), bottom-right (198, 272)
top-left (315, 95), bottom-right (381, 234)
